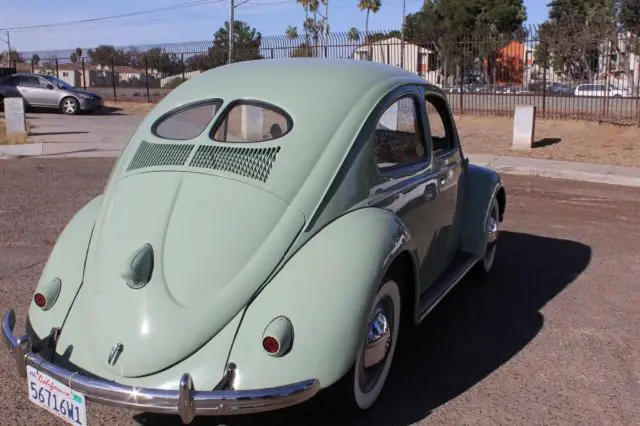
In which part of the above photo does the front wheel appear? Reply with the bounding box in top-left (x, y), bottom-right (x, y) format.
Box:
top-left (473, 197), bottom-right (500, 277)
top-left (328, 277), bottom-right (402, 413)
top-left (60, 97), bottom-right (79, 115)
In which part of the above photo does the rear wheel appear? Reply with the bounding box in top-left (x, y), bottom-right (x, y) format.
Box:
top-left (328, 276), bottom-right (402, 413)
top-left (60, 97), bottom-right (79, 115)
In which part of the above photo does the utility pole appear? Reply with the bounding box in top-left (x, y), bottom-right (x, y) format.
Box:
top-left (400, 0), bottom-right (406, 69)
top-left (229, 0), bottom-right (234, 64)
top-left (0, 31), bottom-right (9, 52)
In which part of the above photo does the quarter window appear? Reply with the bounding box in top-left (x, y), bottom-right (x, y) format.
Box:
top-left (152, 100), bottom-right (221, 140)
top-left (425, 94), bottom-right (455, 153)
top-left (373, 96), bottom-right (427, 171)
top-left (211, 102), bottom-right (292, 143)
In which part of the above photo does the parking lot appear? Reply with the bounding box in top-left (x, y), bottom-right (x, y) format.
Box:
top-left (0, 158), bottom-right (639, 425)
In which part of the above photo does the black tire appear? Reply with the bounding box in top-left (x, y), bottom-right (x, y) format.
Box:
top-left (60, 97), bottom-right (80, 115)
top-left (472, 197), bottom-right (500, 277)
top-left (324, 273), bottom-right (402, 414)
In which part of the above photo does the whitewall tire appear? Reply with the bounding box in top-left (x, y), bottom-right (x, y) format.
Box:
top-left (328, 277), bottom-right (402, 412)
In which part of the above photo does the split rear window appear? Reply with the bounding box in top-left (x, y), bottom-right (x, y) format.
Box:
top-left (151, 99), bottom-right (292, 143)
top-left (211, 101), bottom-right (292, 143)
top-left (152, 100), bottom-right (222, 140)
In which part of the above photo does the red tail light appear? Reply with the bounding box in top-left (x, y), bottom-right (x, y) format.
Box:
top-left (262, 336), bottom-right (280, 354)
top-left (34, 293), bottom-right (47, 308)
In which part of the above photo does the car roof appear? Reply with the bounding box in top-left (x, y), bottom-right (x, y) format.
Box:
top-left (150, 58), bottom-right (439, 124)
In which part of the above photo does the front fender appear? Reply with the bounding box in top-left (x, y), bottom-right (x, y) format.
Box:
top-left (459, 163), bottom-right (504, 258)
top-left (227, 207), bottom-right (416, 390)
top-left (27, 195), bottom-right (103, 339)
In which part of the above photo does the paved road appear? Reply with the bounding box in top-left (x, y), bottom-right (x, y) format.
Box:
top-left (0, 110), bottom-right (141, 144)
top-left (0, 159), bottom-right (639, 426)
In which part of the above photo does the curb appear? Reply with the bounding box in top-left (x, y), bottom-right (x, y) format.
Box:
top-left (467, 154), bottom-right (640, 188)
top-left (0, 142), bottom-right (125, 158)
top-left (2, 145), bottom-right (639, 188)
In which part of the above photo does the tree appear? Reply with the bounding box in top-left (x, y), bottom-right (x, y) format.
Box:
top-left (31, 54), bottom-right (40, 66)
top-left (358, 0), bottom-right (382, 35)
top-left (536, 0), bottom-right (616, 82)
top-left (401, 0), bottom-right (527, 85)
top-left (618, 0), bottom-right (640, 94)
top-left (2, 49), bottom-right (24, 64)
top-left (187, 20), bottom-right (262, 72)
top-left (87, 45), bottom-right (128, 66)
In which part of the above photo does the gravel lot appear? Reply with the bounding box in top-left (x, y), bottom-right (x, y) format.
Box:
top-left (0, 159), bottom-right (639, 426)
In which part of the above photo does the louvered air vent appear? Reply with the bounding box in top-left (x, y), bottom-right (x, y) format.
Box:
top-left (188, 145), bottom-right (281, 183)
top-left (126, 140), bottom-right (194, 171)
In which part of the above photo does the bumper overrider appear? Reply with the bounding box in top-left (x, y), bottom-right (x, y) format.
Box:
top-left (2, 310), bottom-right (320, 424)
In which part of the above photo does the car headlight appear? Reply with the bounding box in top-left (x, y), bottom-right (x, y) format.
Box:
top-left (76, 93), bottom-right (94, 100)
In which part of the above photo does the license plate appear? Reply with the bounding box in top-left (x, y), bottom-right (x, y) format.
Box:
top-left (26, 365), bottom-right (88, 425)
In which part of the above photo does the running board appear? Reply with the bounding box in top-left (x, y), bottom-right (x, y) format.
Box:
top-left (417, 253), bottom-right (479, 323)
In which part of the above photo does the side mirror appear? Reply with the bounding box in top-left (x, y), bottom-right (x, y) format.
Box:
top-left (46, 84), bottom-right (54, 89)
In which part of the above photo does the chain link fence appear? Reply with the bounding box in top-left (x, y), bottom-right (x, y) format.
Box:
top-left (5, 25), bottom-right (640, 124)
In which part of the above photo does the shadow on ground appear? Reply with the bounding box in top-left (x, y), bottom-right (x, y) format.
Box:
top-left (18, 106), bottom-right (129, 116)
top-left (533, 137), bottom-right (562, 148)
top-left (133, 231), bottom-right (591, 426)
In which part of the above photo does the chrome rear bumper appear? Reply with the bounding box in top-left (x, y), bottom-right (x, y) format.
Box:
top-left (2, 309), bottom-right (320, 424)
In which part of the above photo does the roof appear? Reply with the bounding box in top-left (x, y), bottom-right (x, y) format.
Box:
top-left (150, 58), bottom-right (436, 122)
top-left (354, 37), bottom-right (433, 53)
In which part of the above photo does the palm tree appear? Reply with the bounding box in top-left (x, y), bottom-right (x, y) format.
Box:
top-left (297, 0), bottom-right (311, 47)
top-left (357, 0), bottom-right (381, 36)
top-left (286, 25), bottom-right (298, 40)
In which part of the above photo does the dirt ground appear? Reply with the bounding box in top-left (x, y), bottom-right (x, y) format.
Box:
top-left (0, 119), bottom-right (29, 145)
top-left (455, 115), bottom-right (640, 167)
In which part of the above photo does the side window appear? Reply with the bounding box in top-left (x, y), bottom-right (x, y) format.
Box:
top-left (373, 95), bottom-right (427, 171)
top-left (18, 76), bottom-right (40, 88)
top-left (211, 102), bottom-right (292, 143)
top-left (425, 94), bottom-right (455, 153)
top-left (152, 100), bottom-right (221, 140)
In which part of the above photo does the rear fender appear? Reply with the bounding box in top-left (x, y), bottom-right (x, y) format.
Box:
top-left (226, 207), bottom-right (417, 390)
top-left (27, 195), bottom-right (103, 339)
top-left (459, 164), bottom-right (505, 258)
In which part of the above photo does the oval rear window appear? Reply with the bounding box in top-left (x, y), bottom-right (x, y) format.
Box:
top-left (152, 100), bottom-right (222, 140)
top-left (211, 101), bottom-right (292, 143)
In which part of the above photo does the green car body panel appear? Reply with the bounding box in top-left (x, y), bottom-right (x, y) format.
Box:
top-left (18, 58), bottom-right (505, 398)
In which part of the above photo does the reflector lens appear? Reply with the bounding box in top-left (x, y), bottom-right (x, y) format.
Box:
top-left (262, 336), bottom-right (280, 354)
top-left (34, 293), bottom-right (46, 308)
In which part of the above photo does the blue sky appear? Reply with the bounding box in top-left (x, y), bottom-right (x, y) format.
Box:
top-left (2, 0), bottom-right (546, 53)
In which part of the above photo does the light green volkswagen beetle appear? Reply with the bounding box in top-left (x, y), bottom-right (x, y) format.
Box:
top-left (2, 58), bottom-right (506, 425)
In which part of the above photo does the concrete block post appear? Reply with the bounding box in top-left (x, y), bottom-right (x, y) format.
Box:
top-left (512, 105), bottom-right (536, 150)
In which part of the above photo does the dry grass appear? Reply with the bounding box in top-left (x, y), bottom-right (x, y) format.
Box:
top-left (0, 119), bottom-right (29, 145)
top-left (455, 115), bottom-right (640, 167)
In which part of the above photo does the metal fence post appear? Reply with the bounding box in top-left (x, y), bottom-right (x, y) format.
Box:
top-left (144, 55), bottom-right (151, 103)
top-left (55, 58), bottom-right (59, 78)
top-left (542, 44), bottom-right (547, 119)
top-left (111, 58), bottom-right (117, 102)
top-left (81, 57), bottom-right (86, 90)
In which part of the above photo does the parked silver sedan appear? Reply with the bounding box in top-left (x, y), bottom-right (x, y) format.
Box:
top-left (0, 73), bottom-right (103, 115)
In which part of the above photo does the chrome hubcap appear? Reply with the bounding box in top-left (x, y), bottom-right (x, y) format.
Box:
top-left (359, 298), bottom-right (393, 393)
top-left (484, 207), bottom-right (499, 269)
top-left (63, 100), bottom-right (76, 113)
top-left (363, 309), bottom-right (390, 369)
top-left (486, 216), bottom-right (498, 244)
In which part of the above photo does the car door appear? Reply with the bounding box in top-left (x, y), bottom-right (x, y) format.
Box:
top-left (367, 87), bottom-right (445, 291)
top-left (16, 75), bottom-right (52, 106)
top-left (423, 89), bottom-right (464, 269)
